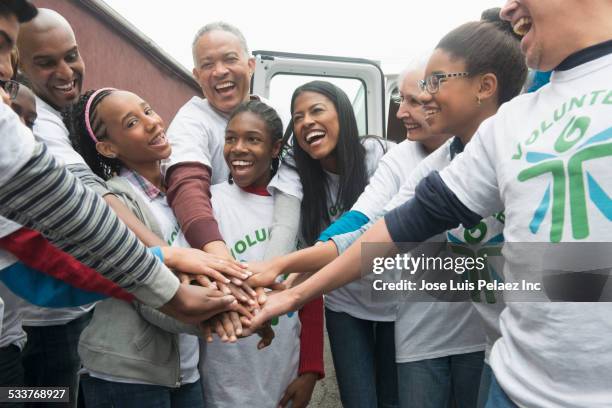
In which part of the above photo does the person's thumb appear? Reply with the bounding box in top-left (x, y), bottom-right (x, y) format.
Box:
top-left (196, 292), bottom-right (237, 321)
top-left (249, 308), bottom-right (269, 332)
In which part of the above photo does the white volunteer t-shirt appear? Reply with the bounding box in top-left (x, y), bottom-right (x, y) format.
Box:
top-left (33, 96), bottom-right (86, 166)
top-left (166, 96), bottom-right (301, 196)
top-left (167, 97), bottom-right (230, 184)
top-left (202, 182), bottom-right (301, 408)
top-left (19, 300), bottom-right (92, 327)
top-left (322, 137), bottom-right (400, 321)
top-left (87, 173), bottom-right (200, 386)
top-left (445, 215), bottom-right (505, 363)
top-left (352, 140), bottom-right (428, 220)
top-left (385, 140), bottom-right (486, 362)
top-left (440, 54), bottom-right (612, 407)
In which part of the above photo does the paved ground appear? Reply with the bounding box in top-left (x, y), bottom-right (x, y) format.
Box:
top-left (310, 332), bottom-right (342, 407)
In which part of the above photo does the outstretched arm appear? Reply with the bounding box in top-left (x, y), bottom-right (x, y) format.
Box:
top-left (0, 143), bottom-right (178, 306)
top-left (250, 171), bottom-right (483, 328)
top-left (264, 192), bottom-right (301, 259)
top-left (246, 240), bottom-right (338, 288)
top-left (166, 162), bottom-right (224, 250)
top-left (0, 140), bottom-right (236, 323)
top-left (0, 227), bottom-right (133, 306)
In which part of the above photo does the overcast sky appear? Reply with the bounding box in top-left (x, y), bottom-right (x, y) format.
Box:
top-left (103, 0), bottom-right (504, 75)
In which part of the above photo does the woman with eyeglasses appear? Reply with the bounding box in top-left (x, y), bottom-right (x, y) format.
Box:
top-left (248, 8), bottom-right (528, 408)
top-left (389, 8), bottom-right (526, 408)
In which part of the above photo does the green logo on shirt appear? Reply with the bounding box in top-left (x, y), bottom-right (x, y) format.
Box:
top-left (447, 215), bottom-right (505, 303)
top-left (229, 227), bottom-right (271, 259)
top-left (517, 114), bottom-right (612, 242)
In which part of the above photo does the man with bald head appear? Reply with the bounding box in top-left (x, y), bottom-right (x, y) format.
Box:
top-left (18, 9), bottom-right (82, 108)
top-left (12, 11), bottom-right (93, 407)
top-left (17, 8), bottom-right (86, 169)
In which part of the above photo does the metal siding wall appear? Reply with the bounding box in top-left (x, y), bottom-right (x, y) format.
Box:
top-left (32, 0), bottom-right (200, 123)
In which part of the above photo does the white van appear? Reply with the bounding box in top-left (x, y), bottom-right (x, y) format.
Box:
top-left (251, 50), bottom-right (407, 144)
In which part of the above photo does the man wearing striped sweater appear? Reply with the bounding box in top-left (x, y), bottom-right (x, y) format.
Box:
top-left (0, 0), bottom-right (237, 324)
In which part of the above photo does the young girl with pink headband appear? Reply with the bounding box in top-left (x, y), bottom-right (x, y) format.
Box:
top-left (66, 88), bottom-right (220, 407)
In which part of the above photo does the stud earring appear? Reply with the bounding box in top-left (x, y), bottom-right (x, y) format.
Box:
top-left (108, 153), bottom-right (117, 159)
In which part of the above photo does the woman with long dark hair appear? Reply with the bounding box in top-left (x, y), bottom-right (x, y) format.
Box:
top-left (270, 80), bottom-right (397, 407)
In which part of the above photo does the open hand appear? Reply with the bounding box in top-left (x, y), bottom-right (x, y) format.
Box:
top-left (162, 247), bottom-right (251, 283)
top-left (158, 283), bottom-right (238, 324)
top-left (245, 259), bottom-right (284, 289)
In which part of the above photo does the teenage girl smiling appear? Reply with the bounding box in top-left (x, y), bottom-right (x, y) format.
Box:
top-left (201, 100), bottom-right (324, 408)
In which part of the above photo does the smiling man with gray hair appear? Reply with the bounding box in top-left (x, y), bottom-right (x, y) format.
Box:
top-left (166, 21), bottom-right (302, 263)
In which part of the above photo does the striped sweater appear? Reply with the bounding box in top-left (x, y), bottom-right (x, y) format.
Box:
top-left (0, 143), bottom-right (179, 308)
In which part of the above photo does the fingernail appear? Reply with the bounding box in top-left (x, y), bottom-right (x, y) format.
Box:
top-left (248, 299), bottom-right (256, 305)
top-left (232, 278), bottom-right (242, 285)
top-left (211, 282), bottom-right (218, 289)
top-left (259, 294), bottom-right (267, 303)
top-left (241, 274), bottom-right (250, 279)
top-left (236, 328), bottom-right (242, 335)
top-left (253, 309), bottom-right (259, 316)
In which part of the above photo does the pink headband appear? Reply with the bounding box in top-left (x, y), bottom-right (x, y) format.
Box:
top-left (85, 87), bottom-right (116, 143)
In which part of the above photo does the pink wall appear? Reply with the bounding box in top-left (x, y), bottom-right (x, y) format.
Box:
top-left (32, 0), bottom-right (200, 123)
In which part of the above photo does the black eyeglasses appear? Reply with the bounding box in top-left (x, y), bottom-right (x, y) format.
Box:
top-left (417, 72), bottom-right (470, 94)
top-left (0, 79), bottom-right (19, 101)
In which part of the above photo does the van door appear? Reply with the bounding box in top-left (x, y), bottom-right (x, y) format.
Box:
top-left (251, 51), bottom-right (387, 139)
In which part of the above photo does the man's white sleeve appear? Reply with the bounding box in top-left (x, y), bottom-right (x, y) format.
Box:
top-left (440, 118), bottom-right (503, 217)
top-left (167, 111), bottom-right (213, 169)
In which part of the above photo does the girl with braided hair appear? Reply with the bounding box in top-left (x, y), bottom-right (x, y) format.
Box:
top-left (200, 100), bottom-right (324, 408)
top-left (65, 88), bottom-right (240, 407)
